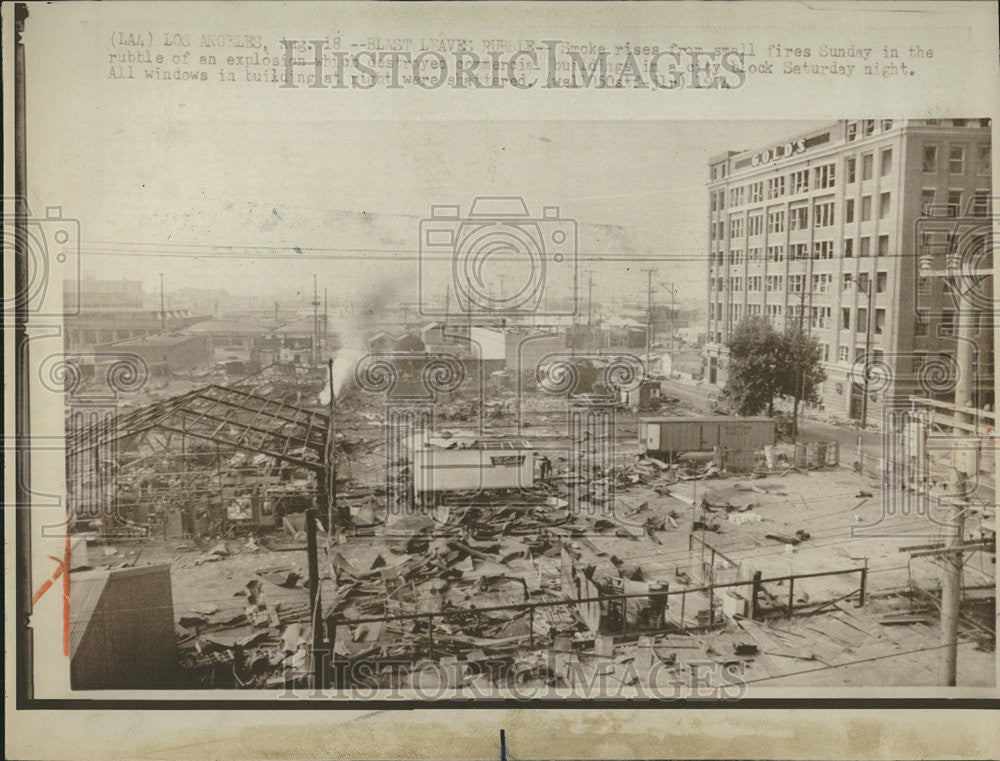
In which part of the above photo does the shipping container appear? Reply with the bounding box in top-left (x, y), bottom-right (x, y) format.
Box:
top-left (639, 416), bottom-right (776, 460)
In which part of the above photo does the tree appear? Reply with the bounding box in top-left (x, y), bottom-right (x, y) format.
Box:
top-left (722, 318), bottom-right (827, 427)
top-left (781, 325), bottom-right (826, 437)
top-left (721, 317), bottom-right (785, 416)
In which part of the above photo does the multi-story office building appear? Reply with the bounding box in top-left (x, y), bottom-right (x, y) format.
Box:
top-left (704, 119), bottom-right (993, 419)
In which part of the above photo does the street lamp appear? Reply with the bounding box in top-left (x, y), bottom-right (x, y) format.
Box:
top-left (846, 273), bottom-right (875, 430)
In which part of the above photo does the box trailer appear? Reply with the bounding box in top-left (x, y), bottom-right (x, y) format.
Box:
top-left (405, 434), bottom-right (537, 494)
top-left (639, 416), bottom-right (776, 465)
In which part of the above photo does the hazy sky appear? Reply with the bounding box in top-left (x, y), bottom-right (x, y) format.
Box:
top-left (21, 5), bottom-right (828, 313)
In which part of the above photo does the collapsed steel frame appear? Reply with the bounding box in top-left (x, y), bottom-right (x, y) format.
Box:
top-left (67, 384), bottom-right (335, 526)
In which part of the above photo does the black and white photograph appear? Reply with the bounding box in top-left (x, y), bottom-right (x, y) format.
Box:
top-left (4, 2), bottom-right (999, 759)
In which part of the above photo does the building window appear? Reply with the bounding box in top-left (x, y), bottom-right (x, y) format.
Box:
top-left (847, 122), bottom-right (858, 141)
top-left (940, 310), bottom-right (954, 336)
top-left (811, 306), bottom-right (832, 329)
top-left (921, 189), bottom-right (936, 216)
top-left (881, 119), bottom-right (894, 131)
top-left (839, 345), bottom-right (850, 362)
top-left (843, 238), bottom-right (854, 258)
top-left (978, 145), bottom-right (991, 175)
top-left (857, 308), bottom-right (868, 332)
top-left (813, 240), bottom-right (834, 260)
top-left (947, 190), bottom-right (962, 216)
top-left (877, 272), bottom-right (887, 293)
top-left (821, 343), bottom-right (830, 361)
top-left (879, 192), bottom-right (891, 218)
top-left (814, 202), bottom-right (835, 228)
top-left (766, 275), bottom-right (784, 292)
top-left (880, 149), bottom-right (893, 176)
top-left (971, 191), bottom-right (990, 216)
top-left (749, 182), bottom-right (764, 204)
top-left (860, 237), bottom-right (871, 257)
top-left (767, 176), bottom-right (786, 199)
top-left (917, 276), bottom-right (930, 296)
top-left (846, 157), bottom-right (857, 183)
top-left (845, 199), bottom-right (855, 223)
top-left (767, 210), bottom-right (785, 233)
top-left (923, 145), bottom-right (938, 173)
top-left (861, 195), bottom-right (872, 221)
top-left (730, 216), bottom-right (744, 239)
top-left (949, 145), bottom-right (965, 174)
top-left (729, 186), bottom-right (744, 207)
top-left (790, 243), bottom-right (809, 260)
top-left (812, 273), bottom-right (833, 293)
top-left (789, 274), bottom-right (804, 293)
top-left (748, 214), bottom-right (764, 236)
top-left (841, 308), bottom-right (851, 331)
top-left (768, 244), bottom-right (785, 262)
top-left (862, 119), bottom-right (875, 137)
top-left (877, 235), bottom-right (888, 257)
top-left (789, 206), bottom-right (809, 230)
top-left (791, 170), bottom-right (810, 194)
top-left (748, 247), bottom-right (761, 262)
top-left (862, 153), bottom-right (874, 181)
top-left (875, 309), bottom-right (885, 334)
top-left (814, 163), bottom-right (836, 189)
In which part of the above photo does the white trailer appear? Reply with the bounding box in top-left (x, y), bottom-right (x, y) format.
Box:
top-left (405, 434), bottom-right (537, 495)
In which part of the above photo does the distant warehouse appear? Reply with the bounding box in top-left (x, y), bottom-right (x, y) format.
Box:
top-left (95, 331), bottom-right (211, 375)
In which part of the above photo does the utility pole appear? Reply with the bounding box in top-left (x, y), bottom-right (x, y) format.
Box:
top-left (939, 275), bottom-right (977, 685)
top-left (305, 507), bottom-right (323, 688)
top-left (311, 274), bottom-right (320, 365)
top-left (323, 286), bottom-right (328, 355)
top-left (586, 270), bottom-right (594, 329)
top-left (940, 498), bottom-right (966, 686)
top-left (159, 273), bottom-right (165, 332)
top-left (858, 276), bottom-right (875, 430)
top-left (641, 268), bottom-right (657, 373)
top-left (660, 282), bottom-right (677, 373)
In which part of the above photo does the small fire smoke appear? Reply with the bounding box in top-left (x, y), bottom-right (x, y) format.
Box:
top-left (319, 276), bottom-right (406, 404)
